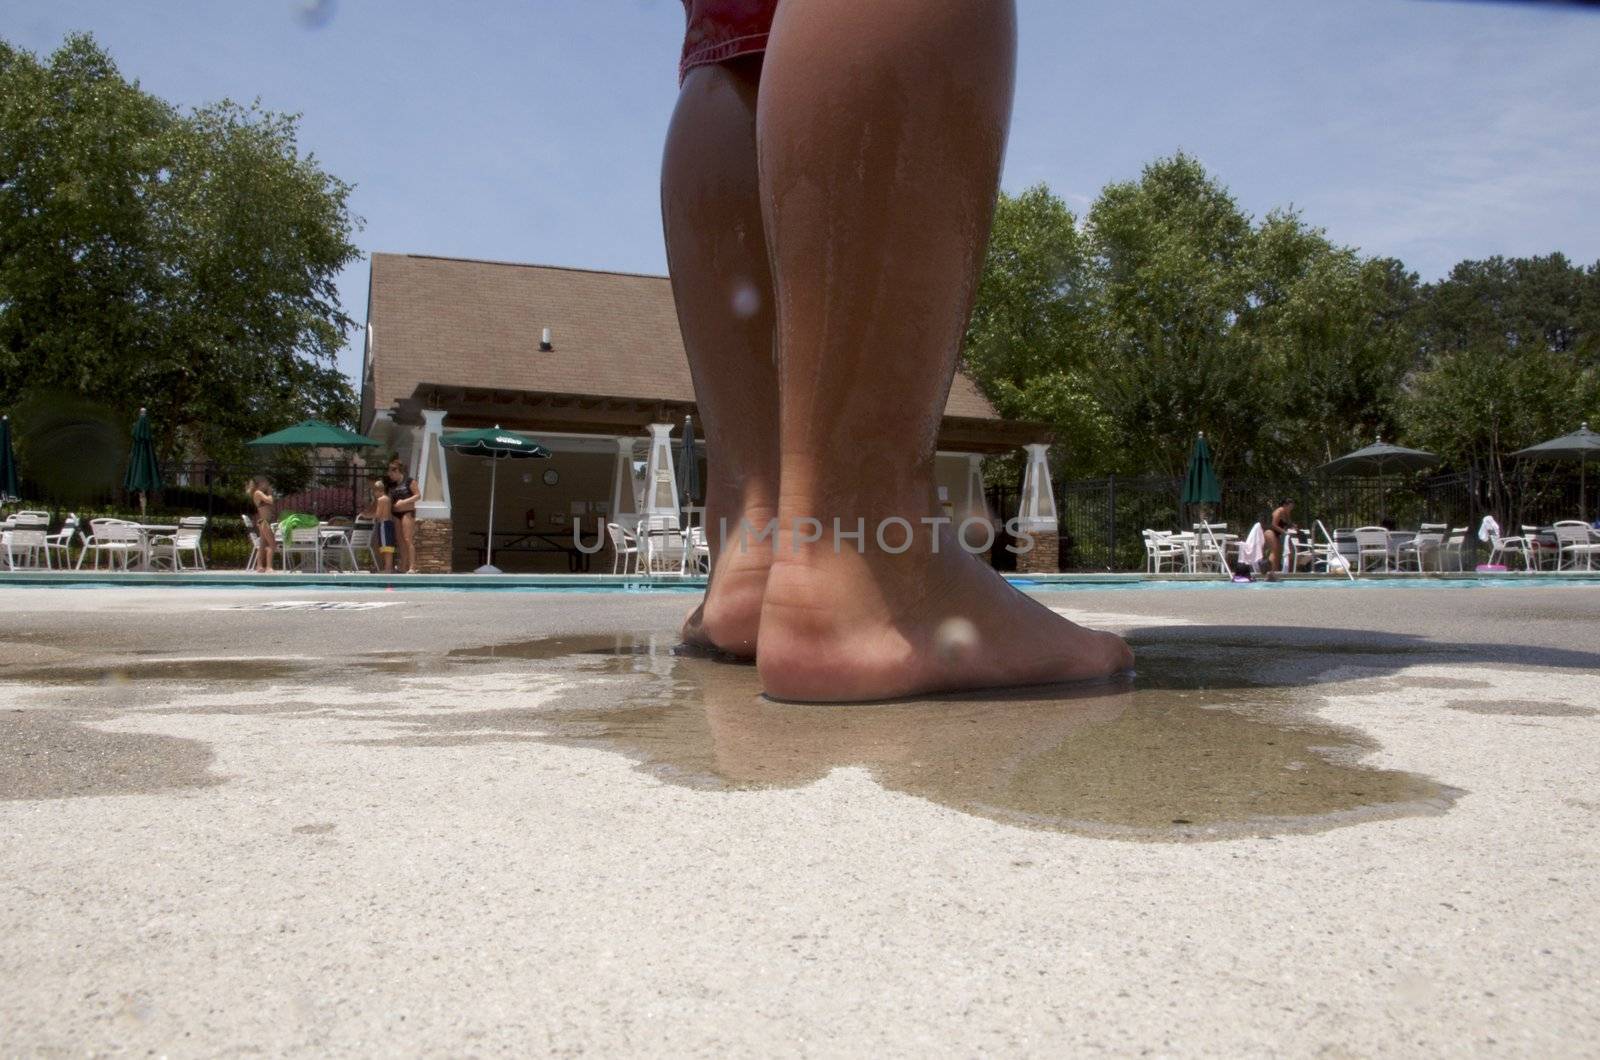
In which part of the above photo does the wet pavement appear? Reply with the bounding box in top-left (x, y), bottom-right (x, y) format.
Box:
top-left (1, 584), bottom-right (1597, 1055)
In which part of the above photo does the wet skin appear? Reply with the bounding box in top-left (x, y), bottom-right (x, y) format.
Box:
top-left (661, 0), bottom-right (1131, 699)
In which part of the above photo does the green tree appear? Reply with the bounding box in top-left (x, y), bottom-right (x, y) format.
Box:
top-left (1238, 213), bottom-right (1418, 467)
top-left (0, 33), bottom-right (362, 469)
top-left (1085, 153), bottom-right (1271, 480)
top-left (962, 185), bottom-right (1112, 475)
top-left (1401, 253), bottom-right (1600, 520)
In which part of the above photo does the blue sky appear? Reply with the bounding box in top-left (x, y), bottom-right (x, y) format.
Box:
top-left (9, 1), bottom-right (1600, 385)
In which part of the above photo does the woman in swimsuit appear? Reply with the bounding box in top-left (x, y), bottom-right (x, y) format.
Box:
top-left (1263, 499), bottom-right (1296, 577)
top-left (387, 459), bottom-right (420, 573)
top-left (248, 477), bottom-right (277, 573)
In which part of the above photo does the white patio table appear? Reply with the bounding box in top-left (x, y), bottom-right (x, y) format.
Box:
top-left (133, 524), bottom-right (178, 571)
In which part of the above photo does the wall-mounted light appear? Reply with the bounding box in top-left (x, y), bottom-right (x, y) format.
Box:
top-left (539, 327), bottom-right (553, 352)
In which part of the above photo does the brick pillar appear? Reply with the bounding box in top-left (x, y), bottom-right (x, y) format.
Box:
top-left (413, 519), bottom-right (453, 573)
top-left (1015, 530), bottom-right (1059, 574)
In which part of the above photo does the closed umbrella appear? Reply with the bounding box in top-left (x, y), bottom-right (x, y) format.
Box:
top-left (440, 425), bottom-right (550, 574)
top-left (123, 407), bottom-right (163, 518)
top-left (0, 415), bottom-right (19, 504)
top-left (1512, 422), bottom-right (1600, 522)
top-left (1319, 436), bottom-right (1439, 521)
top-left (1180, 432), bottom-right (1221, 510)
top-left (679, 415), bottom-right (701, 519)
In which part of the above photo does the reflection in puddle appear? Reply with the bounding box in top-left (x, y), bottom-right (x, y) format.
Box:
top-left (444, 634), bottom-right (1462, 842)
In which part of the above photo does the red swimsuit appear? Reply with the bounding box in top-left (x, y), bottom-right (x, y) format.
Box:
top-left (679, 0), bottom-right (779, 84)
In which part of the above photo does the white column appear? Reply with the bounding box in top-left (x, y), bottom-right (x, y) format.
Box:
top-left (610, 436), bottom-right (640, 527)
top-left (641, 422), bottom-right (679, 526)
top-left (962, 454), bottom-right (993, 525)
top-left (412, 409), bottom-right (451, 520)
top-left (1015, 443), bottom-right (1058, 531)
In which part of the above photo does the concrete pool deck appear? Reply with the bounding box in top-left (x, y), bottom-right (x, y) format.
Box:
top-left (1, 584), bottom-right (1597, 1055)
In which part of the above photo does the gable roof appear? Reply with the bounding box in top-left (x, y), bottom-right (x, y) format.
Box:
top-left (364, 252), bottom-right (1002, 424)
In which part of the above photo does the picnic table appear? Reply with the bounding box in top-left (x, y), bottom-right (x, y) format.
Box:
top-left (469, 529), bottom-right (592, 572)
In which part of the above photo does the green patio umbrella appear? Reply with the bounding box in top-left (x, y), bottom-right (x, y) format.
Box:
top-left (245, 419), bottom-right (380, 448)
top-left (123, 407), bottom-right (163, 517)
top-left (0, 415), bottom-right (20, 504)
top-left (440, 425), bottom-right (551, 574)
top-left (1181, 432), bottom-right (1221, 510)
top-left (1513, 421), bottom-right (1600, 522)
top-left (1319, 436), bottom-right (1439, 520)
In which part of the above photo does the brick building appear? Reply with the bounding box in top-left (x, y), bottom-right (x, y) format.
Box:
top-left (360, 253), bottom-right (1060, 573)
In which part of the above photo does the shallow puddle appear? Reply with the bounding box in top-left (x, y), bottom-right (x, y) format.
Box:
top-left (442, 633), bottom-right (1462, 842)
top-left (0, 708), bottom-right (223, 801)
top-left (0, 654), bottom-right (430, 685)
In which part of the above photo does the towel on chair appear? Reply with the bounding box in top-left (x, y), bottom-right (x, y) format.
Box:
top-left (1477, 515), bottom-right (1500, 543)
top-left (1238, 522), bottom-right (1265, 568)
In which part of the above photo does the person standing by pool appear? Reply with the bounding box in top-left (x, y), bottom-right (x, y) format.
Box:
top-left (387, 459), bottom-right (419, 573)
top-left (365, 478), bottom-right (397, 573)
top-left (1264, 499), bottom-right (1296, 576)
top-left (248, 477), bottom-right (277, 573)
top-left (662, 0), bottom-right (1130, 699)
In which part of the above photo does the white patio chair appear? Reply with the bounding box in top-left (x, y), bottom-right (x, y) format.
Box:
top-left (149, 517), bottom-right (207, 572)
top-left (1395, 527), bottom-right (1444, 573)
top-left (281, 526), bottom-right (322, 572)
top-left (239, 515), bottom-right (263, 570)
top-left (77, 519), bottom-right (142, 570)
top-left (606, 522), bottom-right (639, 574)
top-left (342, 524), bottom-right (378, 571)
top-left (1522, 525), bottom-right (1558, 571)
top-left (1552, 521), bottom-right (1600, 571)
top-left (639, 516), bottom-right (689, 576)
top-left (1486, 527), bottom-right (1532, 570)
top-left (1285, 528), bottom-right (1321, 572)
top-left (1437, 527), bottom-right (1469, 571)
top-left (45, 515), bottom-right (80, 568)
top-left (1141, 529), bottom-right (1184, 573)
top-left (4, 516), bottom-right (51, 570)
top-left (1352, 527), bottom-right (1391, 573)
top-left (687, 525), bottom-right (711, 574)
top-left (1188, 527), bottom-right (1231, 574)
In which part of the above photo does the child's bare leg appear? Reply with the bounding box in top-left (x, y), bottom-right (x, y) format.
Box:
top-left (754, 0), bottom-right (1131, 701)
top-left (662, 57), bottom-right (780, 657)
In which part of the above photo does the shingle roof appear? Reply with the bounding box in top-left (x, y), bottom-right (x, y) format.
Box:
top-left (365, 252), bottom-right (1001, 422)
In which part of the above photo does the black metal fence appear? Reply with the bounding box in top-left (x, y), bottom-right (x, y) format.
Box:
top-left (22, 458), bottom-right (384, 521)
